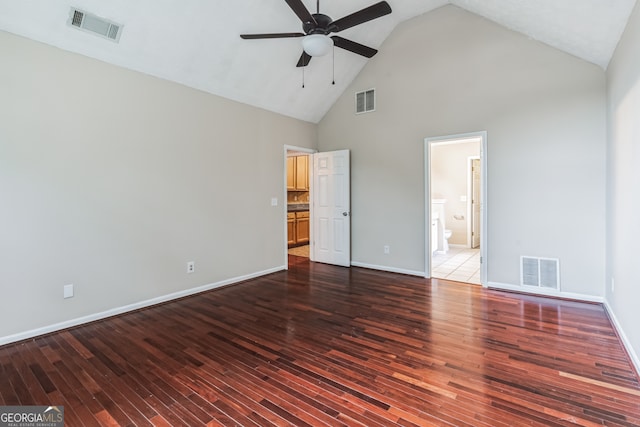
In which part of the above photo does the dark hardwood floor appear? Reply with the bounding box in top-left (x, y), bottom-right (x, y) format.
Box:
top-left (1, 256), bottom-right (639, 426)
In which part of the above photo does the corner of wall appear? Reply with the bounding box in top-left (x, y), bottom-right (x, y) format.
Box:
top-left (603, 300), bottom-right (640, 378)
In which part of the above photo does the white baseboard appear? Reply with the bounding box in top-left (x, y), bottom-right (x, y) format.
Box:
top-left (350, 261), bottom-right (425, 277)
top-left (0, 266), bottom-right (285, 346)
top-left (487, 281), bottom-right (605, 303)
top-left (603, 300), bottom-right (640, 377)
top-left (9, 266), bottom-right (636, 381)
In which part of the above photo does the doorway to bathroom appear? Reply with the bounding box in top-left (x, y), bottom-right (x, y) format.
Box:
top-left (424, 132), bottom-right (487, 286)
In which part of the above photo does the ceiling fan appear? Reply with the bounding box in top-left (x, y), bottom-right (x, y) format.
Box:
top-left (240, 0), bottom-right (392, 68)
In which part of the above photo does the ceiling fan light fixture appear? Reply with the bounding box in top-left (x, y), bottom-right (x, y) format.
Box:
top-left (302, 34), bottom-right (332, 56)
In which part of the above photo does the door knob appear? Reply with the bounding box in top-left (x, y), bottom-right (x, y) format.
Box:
top-left (342, 212), bottom-right (349, 217)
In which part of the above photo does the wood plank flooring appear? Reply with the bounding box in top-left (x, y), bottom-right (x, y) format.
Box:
top-left (1, 255), bottom-right (639, 426)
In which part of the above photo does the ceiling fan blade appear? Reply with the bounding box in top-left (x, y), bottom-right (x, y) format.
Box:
top-left (296, 51), bottom-right (312, 67)
top-left (330, 1), bottom-right (392, 32)
top-left (240, 32), bottom-right (305, 39)
top-left (331, 36), bottom-right (377, 58)
top-left (284, 0), bottom-right (317, 25)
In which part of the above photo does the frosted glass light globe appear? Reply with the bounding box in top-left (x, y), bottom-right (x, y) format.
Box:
top-left (302, 34), bottom-right (332, 57)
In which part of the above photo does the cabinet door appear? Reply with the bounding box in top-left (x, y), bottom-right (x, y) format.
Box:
top-left (287, 157), bottom-right (296, 190)
top-left (295, 155), bottom-right (309, 190)
top-left (296, 212), bottom-right (310, 244)
top-left (287, 215), bottom-right (296, 246)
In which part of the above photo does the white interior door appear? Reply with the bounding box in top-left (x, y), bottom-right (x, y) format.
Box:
top-left (312, 150), bottom-right (350, 267)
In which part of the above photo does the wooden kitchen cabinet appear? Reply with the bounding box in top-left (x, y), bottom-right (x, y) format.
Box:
top-left (295, 155), bottom-right (309, 190)
top-left (295, 211), bottom-right (309, 244)
top-left (287, 157), bottom-right (296, 190)
top-left (287, 210), bottom-right (310, 247)
top-left (287, 212), bottom-right (296, 246)
top-left (287, 155), bottom-right (309, 191)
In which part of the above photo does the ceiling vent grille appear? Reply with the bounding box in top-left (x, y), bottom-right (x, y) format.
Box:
top-left (521, 256), bottom-right (559, 290)
top-left (355, 89), bottom-right (375, 114)
top-left (68, 8), bottom-right (122, 42)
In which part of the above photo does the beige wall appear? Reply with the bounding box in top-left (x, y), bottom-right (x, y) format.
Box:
top-left (431, 141), bottom-right (480, 245)
top-left (0, 31), bottom-right (317, 341)
top-left (606, 1), bottom-right (640, 370)
top-left (1, 3), bottom-right (624, 355)
top-left (318, 5), bottom-right (607, 295)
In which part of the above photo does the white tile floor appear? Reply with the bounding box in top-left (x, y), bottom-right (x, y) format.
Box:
top-left (432, 245), bottom-right (481, 285)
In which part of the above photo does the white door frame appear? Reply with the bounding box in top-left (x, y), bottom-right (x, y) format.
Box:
top-left (467, 156), bottom-right (480, 248)
top-left (283, 145), bottom-right (316, 269)
top-left (424, 131), bottom-right (487, 286)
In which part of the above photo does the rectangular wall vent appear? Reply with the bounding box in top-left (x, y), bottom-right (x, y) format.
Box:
top-left (68, 8), bottom-right (123, 42)
top-left (355, 89), bottom-right (375, 114)
top-left (521, 256), bottom-right (559, 290)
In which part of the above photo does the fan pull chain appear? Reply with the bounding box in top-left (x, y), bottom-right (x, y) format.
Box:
top-left (302, 64), bottom-right (305, 88)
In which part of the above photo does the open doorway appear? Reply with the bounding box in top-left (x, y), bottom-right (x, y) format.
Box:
top-left (425, 132), bottom-right (487, 285)
top-left (283, 147), bottom-right (352, 269)
top-left (285, 147), bottom-right (314, 263)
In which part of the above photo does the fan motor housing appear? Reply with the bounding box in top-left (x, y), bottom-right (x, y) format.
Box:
top-left (304, 14), bottom-right (334, 34)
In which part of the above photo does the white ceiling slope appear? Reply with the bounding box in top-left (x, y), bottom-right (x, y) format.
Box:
top-left (0, 0), bottom-right (636, 123)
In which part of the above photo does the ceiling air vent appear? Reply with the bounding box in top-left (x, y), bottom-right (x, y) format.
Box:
top-left (355, 89), bottom-right (375, 114)
top-left (521, 256), bottom-right (560, 290)
top-left (68, 8), bottom-right (123, 42)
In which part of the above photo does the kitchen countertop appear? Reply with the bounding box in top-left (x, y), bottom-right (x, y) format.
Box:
top-left (287, 203), bottom-right (309, 212)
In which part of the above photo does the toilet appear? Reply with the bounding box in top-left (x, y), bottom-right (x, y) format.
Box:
top-left (431, 199), bottom-right (450, 254)
top-left (443, 229), bottom-right (452, 253)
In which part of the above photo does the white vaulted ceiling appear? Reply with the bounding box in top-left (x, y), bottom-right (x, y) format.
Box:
top-left (0, 0), bottom-right (636, 123)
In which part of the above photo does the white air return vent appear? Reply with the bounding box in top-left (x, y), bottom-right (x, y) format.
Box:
top-left (68, 8), bottom-right (122, 42)
top-left (355, 89), bottom-right (375, 114)
top-left (521, 256), bottom-right (560, 290)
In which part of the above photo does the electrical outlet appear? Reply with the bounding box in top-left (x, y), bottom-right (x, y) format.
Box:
top-left (64, 284), bottom-right (74, 299)
top-left (383, 245), bottom-right (390, 254)
top-left (187, 261), bottom-right (195, 274)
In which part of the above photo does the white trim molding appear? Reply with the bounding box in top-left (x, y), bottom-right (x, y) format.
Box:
top-left (424, 131), bottom-right (487, 285)
top-left (603, 301), bottom-right (640, 377)
top-left (283, 145), bottom-right (317, 269)
top-left (351, 261), bottom-right (425, 277)
top-left (0, 266), bottom-right (285, 346)
top-left (487, 281), bottom-right (605, 303)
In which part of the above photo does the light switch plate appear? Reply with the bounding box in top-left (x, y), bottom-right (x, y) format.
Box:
top-left (64, 284), bottom-right (74, 299)
top-left (271, 197), bottom-right (278, 206)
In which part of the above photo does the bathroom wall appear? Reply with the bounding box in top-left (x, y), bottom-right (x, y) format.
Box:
top-left (431, 141), bottom-right (481, 245)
